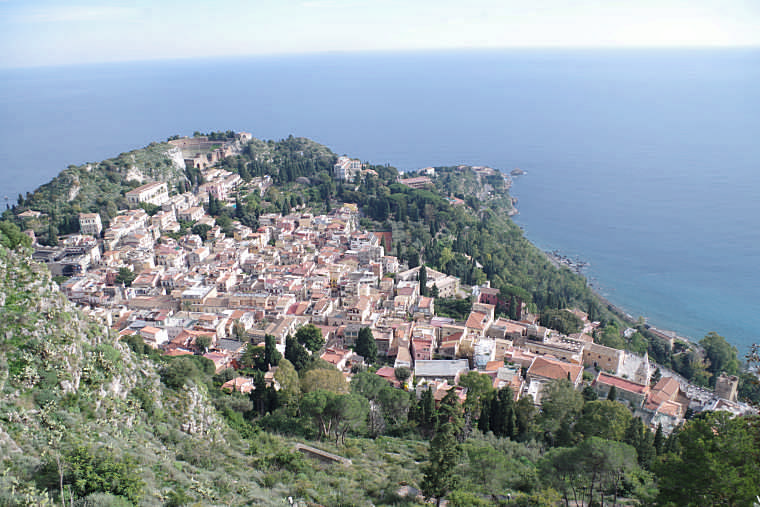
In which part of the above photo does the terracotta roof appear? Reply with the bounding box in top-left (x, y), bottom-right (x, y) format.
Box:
top-left (465, 311), bottom-right (489, 331)
top-left (484, 360), bottom-right (503, 372)
top-left (222, 377), bottom-right (254, 394)
top-left (527, 356), bottom-right (582, 382)
top-left (652, 376), bottom-right (680, 398)
top-left (657, 400), bottom-right (684, 417)
top-left (595, 372), bottom-right (649, 395)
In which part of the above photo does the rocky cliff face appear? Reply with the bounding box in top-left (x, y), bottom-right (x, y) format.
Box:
top-left (166, 145), bottom-right (187, 171)
top-left (0, 246), bottom-right (264, 506)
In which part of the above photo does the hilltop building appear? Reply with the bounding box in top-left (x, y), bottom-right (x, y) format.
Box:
top-left (334, 156), bottom-right (362, 181)
top-left (125, 182), bottom-right (169, 208)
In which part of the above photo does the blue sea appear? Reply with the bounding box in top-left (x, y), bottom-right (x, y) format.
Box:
top-left (1, 49), bottom-right (758, 354)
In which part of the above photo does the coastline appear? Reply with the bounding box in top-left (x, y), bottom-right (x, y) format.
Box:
top-left (542, 248), bottom-right (694, 344)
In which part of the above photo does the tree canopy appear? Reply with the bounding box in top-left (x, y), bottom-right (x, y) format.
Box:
top-left (354, 327), bottom-right (377, 364)
top-left (295, 324), bottom-right (324, 353)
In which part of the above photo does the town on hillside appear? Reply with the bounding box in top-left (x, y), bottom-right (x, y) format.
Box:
top-left (22, 146), bottom-right (755, 437)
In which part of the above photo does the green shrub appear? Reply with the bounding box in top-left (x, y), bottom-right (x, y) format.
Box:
top-left (160, 357), bottom-right (199, 389)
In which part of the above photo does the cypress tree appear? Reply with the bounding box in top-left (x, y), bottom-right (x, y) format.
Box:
top-left (654, 423), bottom-right (665, 455)
top-left (419, 265), bottom-right (428, 296)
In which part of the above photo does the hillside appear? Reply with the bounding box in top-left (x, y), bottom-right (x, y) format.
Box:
top-left (13, 141), bottom-right (188, 238)
top-left (0, 243), bottom-right (440, 506)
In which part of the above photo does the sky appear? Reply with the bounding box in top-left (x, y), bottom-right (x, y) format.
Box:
top-left (1, 0), bottom-right (759, 68)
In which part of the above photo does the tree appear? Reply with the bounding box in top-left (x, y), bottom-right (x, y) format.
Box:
top-left (419, 265), bottom-right (428, 296)
top-left (575, 400), bottom-right (632, 442)
top-left (115, 267), bottom-right (136, 287)
top-left (160, 356), bottom-right (199, 389)
top-left (582, 385), bottom-right (598, 402)
top-left (421, 422), bottom-right (460, 506)
top-left (624, 416), bottom-right (656, 469)
top-left (196, 336), bottom-right (211, 353)
top-left (354, 327), bottom-right (377, 364)
top-left (45, 224), bottom-right (59, 246)
top-left (378, 385), bottom-right (412, 432)
top-left (191, 223), bottom-right (211, 241)
top-left (539, 379), bottom-right (584, 445)
top-left (294, 324), bottom-right (324, 353)
top-left (394, 366), bottom-right (411, 385)
top-left (300, 390), bottom-right (369, 444)
top-left (514, 395), bottom-right (537, 440)
top-left (0, 220), bottom-right (32, 249)
top-left (350, 371), bottom-right (387, 401)
top-left (597, 323), bottom-right (625, 349)
top-left (700, 331), bottom-right (740, 386)
top-left (490, 386), bottom-right (516, 438)
top-left (655, 412), bottom-right (760, 506)
top-left (653, 423), bottom-right (665, 456)
top-left (539, 309), bottom-right (583, 335)
top-left (42, 446), bottom-right (144, 505)
top-left (264, 334), bottom-right (281, 367)
top-left (240, 344), bottom-right (267, 371)
top-left (417, 386), bottom-right (437, 435)
top-left (274, 359), bottom-right (300, 409)
top-left (285, 335), bottom-right (310, 371)
top-left (459, 371), bottom-right (495, 421)
top-left (542, 437), bottom-right (638, 507)
top-left (607, 384), bottom-right (618, 401)
top-left (300, 368), bottom-right (349, 394)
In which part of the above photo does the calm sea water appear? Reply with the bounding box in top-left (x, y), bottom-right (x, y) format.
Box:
top-left (1, 49), bottom-right (758, 353)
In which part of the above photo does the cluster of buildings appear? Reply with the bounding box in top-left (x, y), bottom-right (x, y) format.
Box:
top-left (168, 133), bottom-right (253, 170)
top-left (30, 161), bottom-right (754, 435)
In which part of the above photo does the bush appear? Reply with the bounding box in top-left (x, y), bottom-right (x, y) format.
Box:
top-left (161, 357), bottom-right (199, 389)
top-left (38, 446), bottom-right (144, 505)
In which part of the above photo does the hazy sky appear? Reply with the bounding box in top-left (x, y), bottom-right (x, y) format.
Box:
top-left (1, 0), bottom-right (759, 68)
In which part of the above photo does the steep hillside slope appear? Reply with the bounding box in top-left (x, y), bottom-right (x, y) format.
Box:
top-left (0, 245), bottom-right (430, 506)
top-left (0, 244), bottom-right (272, 506)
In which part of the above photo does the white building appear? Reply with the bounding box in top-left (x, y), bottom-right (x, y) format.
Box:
top-left (125, 182), bottom-right (169, 207)
top-left (78, 213), bottom-right (102, 236)
top-left (333, 156), bottom-right (362, 181)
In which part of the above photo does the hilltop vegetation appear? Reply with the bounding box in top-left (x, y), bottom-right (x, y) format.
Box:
top-left (10, 142), bottom-right (188, 238)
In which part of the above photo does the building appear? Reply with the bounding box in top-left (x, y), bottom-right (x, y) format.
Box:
top-left (398, 176), bottom-right (433, 189)
top-left (414, 359), bottom-right (469, 384)
top-left (593, 371), bottom-right (650, 407)
top-left (525, 356), bottom-right (584, 404)
top-left (125, 182), bottom-right (169, 207)
top-left (714, 373), bottom-right (739, 402)
top-left (78, 213), bottom-right (102, 236)
top-left (334, 156), bottom-right (362, 181)
top-left (178, 206), bottom-right (205, 223)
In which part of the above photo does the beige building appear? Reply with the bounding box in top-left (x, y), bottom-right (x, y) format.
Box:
top-left (78, 213), bottom-right (102, 236)
top-left (583, 342), bottom-right (625, 373)
top-left (126, 182), bottom-right (169, 207)
top-left (715, 373), bottom-right (739, 402)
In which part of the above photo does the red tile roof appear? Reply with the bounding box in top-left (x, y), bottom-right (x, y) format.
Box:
top-left (595, 372), bottom-right (649, 395)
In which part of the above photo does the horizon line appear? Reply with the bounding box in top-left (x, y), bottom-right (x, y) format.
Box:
top-left (3, 44), bottom-right (759, 71)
